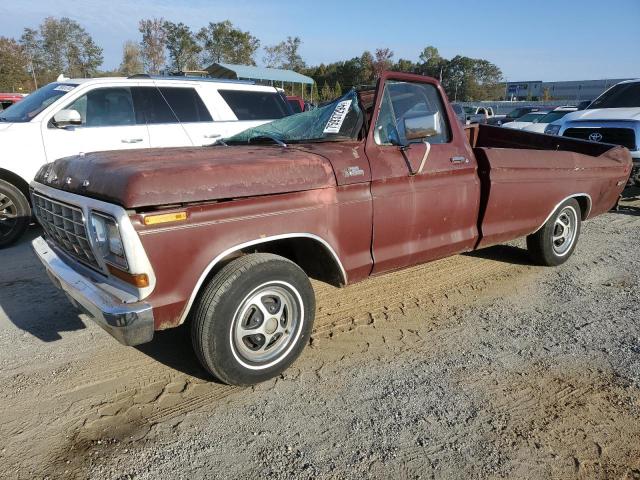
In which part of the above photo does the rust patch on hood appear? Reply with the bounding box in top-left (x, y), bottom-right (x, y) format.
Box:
top-left (35, 146), bottom-right (337, 209)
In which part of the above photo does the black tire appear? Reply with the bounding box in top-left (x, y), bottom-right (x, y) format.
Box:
top-left (191, 253), bottom-right (315, 385)
top-left (527, 198), bottom-right (582, 266)
top-left (0, 179), bottom-right (31, 248)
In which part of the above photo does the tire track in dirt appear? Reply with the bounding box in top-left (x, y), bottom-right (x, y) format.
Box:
top-left (465, 365), bottom-right (640, 479)
top-left (3, 247), bottom-right (538, 478)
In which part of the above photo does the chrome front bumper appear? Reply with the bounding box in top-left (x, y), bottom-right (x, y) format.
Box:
top-left (32, 236), bottom-right (155, 346)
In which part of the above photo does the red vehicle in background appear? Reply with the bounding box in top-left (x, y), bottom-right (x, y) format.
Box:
top-left (0, 93), bottom-right (26, 110)
top-left (286, 95), bottom-right (305, 113)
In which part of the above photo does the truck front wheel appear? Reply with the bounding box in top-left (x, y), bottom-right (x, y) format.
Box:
top-left (526, 198), bottom-right (582, 266)
top-left (191, 253), bottom-right (315, 385)
top-left (0, 179), bottom-right (31, 248)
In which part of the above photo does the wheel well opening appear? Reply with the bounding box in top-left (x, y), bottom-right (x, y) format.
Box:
top-left (212, 237), bottom-right (345, 289)
top-left (0, 169), bottom-right (31, 205)
top-left (574, 196), bottom-right (590, 220)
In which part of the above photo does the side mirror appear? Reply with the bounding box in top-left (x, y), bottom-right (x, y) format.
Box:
top-left (404, 112), bottom-right (441, 142)
top-left (53, 109), bottom-right (82, 128)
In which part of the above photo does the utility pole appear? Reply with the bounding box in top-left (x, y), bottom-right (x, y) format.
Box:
top-left (25, 53), bottom-right (38, 90)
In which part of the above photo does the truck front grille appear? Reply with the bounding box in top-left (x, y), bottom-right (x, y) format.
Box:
top-left (563, 127), bottom-right (637, 150)
top-left (32, 192), bottom-right (100, 270)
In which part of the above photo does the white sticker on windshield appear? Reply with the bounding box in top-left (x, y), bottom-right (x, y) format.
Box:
top-left (53, 85), bottom-right (74, 92)
top-left (323, 100), bottom-right (352, 133)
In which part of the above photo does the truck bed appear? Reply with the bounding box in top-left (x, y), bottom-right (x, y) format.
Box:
top-left (466, 124), bottom-right (631, 248)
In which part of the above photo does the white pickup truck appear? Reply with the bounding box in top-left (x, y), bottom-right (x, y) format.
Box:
top-left (545, 79), bottom-right (640, 186)
top-left (0, 76), bottom-right (293, 247)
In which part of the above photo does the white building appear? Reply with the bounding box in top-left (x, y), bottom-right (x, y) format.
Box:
top-left (505, 78), bottom-right (634, 101)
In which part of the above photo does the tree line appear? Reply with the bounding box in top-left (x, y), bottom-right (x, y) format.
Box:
top-left (0, 16), bottom-right (504, 102)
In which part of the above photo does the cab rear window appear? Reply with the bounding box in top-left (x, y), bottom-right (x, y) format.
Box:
top-left (218, 90), bottom-right (290, 120)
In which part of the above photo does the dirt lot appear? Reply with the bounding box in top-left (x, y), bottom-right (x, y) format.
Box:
top-left (0, 190), bottom-right (639, 480)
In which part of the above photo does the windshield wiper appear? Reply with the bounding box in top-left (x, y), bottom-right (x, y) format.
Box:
top-left (248, 135), bottom-right (288, 148)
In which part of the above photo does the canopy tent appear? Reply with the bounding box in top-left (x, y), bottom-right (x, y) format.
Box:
top-left (205, 63), bottom-right (314, 100)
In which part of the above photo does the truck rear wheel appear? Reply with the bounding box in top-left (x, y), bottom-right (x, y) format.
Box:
top-left (0, 179), bottom-right (31, 248)
top-left (191, 253), bottom-right (315, 385)
top-left (526, 198), bottom-right (581, 266)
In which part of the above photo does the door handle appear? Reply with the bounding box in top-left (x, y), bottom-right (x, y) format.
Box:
top-left (121, 138), bottom-right (143, 144)
top-left (450, 156), bottom-right (469, 164)
top-left (203, 133), bottom-right (221, 139)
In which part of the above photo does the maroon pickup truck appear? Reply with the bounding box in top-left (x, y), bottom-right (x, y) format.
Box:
top-left (30, 72), bottom-right (632, 385)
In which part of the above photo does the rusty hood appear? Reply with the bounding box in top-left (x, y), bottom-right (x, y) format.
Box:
top-left (34, 146), bottom-right (337, 209)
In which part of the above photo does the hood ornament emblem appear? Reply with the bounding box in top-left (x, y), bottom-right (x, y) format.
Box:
top-left (82, 180), bottom-right (90, 187)
top-left (65, 177), bottom-right (72, 185)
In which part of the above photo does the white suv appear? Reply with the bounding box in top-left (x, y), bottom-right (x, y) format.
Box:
top-left (545, 79), bottom-right (640, 187)
top-left (0, 76), bottom-right (292, 246)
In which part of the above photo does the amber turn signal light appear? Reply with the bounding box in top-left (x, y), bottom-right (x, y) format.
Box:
top-left (107, 264), bottom-right (150, 288)
top-left (143, 211), bottom-right (188, 226)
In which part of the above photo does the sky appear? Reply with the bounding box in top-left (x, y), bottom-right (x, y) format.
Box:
top-left (1, 0), bottom-right (639, 82)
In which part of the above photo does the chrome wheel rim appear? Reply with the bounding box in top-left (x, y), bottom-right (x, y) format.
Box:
top-left (231, 282), bottom-right (303, 367)
top-left (0, 193), bottom-right (18, 239)
top-left (552, 206), bottom-right (578, 256)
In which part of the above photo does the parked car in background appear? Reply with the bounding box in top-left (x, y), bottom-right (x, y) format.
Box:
top-left (502, 110), bottom-right (552, 130)
top-left (0, 93), bottom-right (26, 111)
top-left (464, 105), bottom-right (497, 124)
top-left (521, 106), bottom-right (578, 133)
top-left (487, 106), bottom-right (543, 126)
top-left (576, 100), bottom-right (592, 110)
top-left (0, 75), bottom-right (293, 247)
top-left (30, 72), bottom-right (631, 385)
top-left (545, 78), bottom-right (640, 186)
top-left (286, 95), bottom-right (305, 113)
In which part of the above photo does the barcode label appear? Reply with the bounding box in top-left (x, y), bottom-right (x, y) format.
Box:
top-left (323, 100), bottom-right (352, 133)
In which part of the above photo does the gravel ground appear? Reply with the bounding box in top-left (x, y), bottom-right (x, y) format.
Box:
top-left (0, 190), bottom-right (638, 480)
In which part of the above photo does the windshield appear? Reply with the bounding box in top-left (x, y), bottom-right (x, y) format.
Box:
top-left (537, 110), bottom-right (573, 123)
top-left (588, 82), bottom-right (640, 109)
top-left (517, 112), bottom-right (546, 123)
top-left (0, 82), bottom-right (77, 123)
top-left (226, 89), bottom-right (362, 144)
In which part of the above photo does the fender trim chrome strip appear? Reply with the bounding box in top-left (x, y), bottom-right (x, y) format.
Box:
top-left (533, 193), bottom-right (592, 233)
top-left (178, 233), bottom-right (347, 325)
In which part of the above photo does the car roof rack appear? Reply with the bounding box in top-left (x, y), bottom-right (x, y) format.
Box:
top-left (126, 74), bottom-right (255, 85)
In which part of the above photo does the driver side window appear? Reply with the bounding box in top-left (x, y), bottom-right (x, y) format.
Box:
top-left (65, 88), bottom-right (135, 127)
top-left (374, 81), bottom-right (451, 146)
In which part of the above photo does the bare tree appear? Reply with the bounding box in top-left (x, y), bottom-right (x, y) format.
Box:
top-left (373, 48), bottom-right (393, 79)
top-left (19, 28), bottom-right (40, 88)
top-left (138, 18), bottom-right (166, 74)
top-left (263, 36), bottom-right (305, 71)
